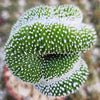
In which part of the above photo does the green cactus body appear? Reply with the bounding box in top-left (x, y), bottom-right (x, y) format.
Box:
top-left (5, 5), bottom-right (96, 96)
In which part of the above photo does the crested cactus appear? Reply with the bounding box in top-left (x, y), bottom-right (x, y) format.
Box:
top-left (4, 5), bottom-right (96, 96)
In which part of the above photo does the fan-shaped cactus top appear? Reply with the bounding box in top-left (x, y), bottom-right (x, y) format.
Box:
top-left (5, 5), bottom-right (96, 96)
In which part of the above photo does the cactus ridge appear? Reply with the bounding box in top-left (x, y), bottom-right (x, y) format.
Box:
top-left (5, 5), bottom-right (96, 96)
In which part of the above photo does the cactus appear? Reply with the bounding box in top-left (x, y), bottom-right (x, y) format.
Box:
top-left (4, 5), bottom-right (96, 96)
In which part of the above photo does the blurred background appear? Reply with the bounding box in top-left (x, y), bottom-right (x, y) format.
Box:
top-left (0, 0), bottom-right (100, 100)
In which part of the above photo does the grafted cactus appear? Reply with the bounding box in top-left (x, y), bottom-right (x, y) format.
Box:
top-left (5, 5), bottom-right (96, 96)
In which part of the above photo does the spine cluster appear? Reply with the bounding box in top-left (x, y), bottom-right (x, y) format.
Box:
top-left (5, 5), bottom-right (96, 96)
